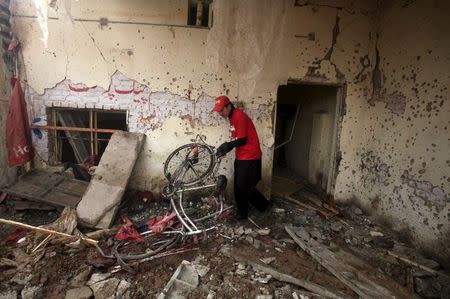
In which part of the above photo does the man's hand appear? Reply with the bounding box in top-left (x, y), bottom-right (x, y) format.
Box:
top-left (216, 142), bottom-right (232, 158)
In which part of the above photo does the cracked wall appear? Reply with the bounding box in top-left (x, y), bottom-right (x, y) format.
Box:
top-left (10, 0), bottom-right (449, 264)
top-left (353, 0), bottom-right (450, 266)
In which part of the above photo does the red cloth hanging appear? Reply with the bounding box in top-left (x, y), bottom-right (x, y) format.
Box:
top-left (6, 79), bottom-right (34, 167)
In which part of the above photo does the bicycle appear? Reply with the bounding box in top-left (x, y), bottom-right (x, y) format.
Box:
top-left (101, 135), bottom-right (230, 272)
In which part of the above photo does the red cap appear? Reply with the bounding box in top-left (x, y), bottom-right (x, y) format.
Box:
top-left (212, 95), bottom-right (230, 112)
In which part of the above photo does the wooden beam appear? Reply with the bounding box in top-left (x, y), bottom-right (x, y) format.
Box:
top-left (233, 254), bottom-right (347, 299)
top-left (285, 225), bottom-right (421, 299)
top-left (0, 218), bottom-right (98, 246)
top-left (30, 125), bottom-right (117, 134)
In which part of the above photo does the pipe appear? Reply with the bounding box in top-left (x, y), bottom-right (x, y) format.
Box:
top-left (274, 104), bottom-right (301, 150)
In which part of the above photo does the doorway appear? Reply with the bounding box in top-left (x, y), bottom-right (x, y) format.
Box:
top-left (272, 83), bottom-right (342, 197)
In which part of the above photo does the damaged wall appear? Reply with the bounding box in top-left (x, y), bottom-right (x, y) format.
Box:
top-left (10, 0), bottom-right (449, 264)
top-left (352, 0), bottom-right (450, 265)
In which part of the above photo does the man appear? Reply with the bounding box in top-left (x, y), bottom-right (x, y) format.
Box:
top-left (213, 95), bottom-right (270, 220)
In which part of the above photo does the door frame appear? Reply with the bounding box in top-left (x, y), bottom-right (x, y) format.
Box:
top-left (274, 79), bottom-right (346, 198)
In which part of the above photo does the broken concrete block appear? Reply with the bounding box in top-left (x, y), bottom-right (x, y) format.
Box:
top-left (90, 278), bottom-right (121, 299)
top-left (354, 207), bottom-right (363, 215)
top-left (0, 290), bottom-right (17, 299)
top-left (369, 231), bottom-right (384, 237)
top-left (65, 287), bottom-right (93, 299)
top-left (87, 272), bottom-right (112, 286)
top-left (260, 257), bottom-right (275, 265)
top-left (69, 266), bottom-right (93, 287)
top-left (21, 286), bottom-right (42, 299)
top-left (157, 260), bottom-right (199, 299)
top-left (330, 222), bottom-right (343, 232)
top-left (76, 131), bottom-right (145, 228)
top-left (115, 280), bottom-right (131, 298)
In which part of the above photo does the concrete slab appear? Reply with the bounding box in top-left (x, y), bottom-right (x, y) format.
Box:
top-left (76, 131), bottom-right (145, 228)
top-left (157, 260), bottom-right (199, 299)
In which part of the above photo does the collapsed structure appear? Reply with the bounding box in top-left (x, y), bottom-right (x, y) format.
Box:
top-left (0, 0), bottom-right (449, 298)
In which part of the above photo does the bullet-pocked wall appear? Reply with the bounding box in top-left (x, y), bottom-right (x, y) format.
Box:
top-left (11, 0), bottom-right (449, 264)
top-left (351, 1), bottom-right (450, 265)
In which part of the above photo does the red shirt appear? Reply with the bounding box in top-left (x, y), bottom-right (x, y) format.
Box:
top-left (229, 108), bottom-right (262, 160)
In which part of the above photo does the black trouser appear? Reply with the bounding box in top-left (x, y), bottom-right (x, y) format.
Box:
top-left (234, 159), bottom-right (269, 217)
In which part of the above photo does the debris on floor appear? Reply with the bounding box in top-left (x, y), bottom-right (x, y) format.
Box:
top-left (1, 174), bottom-right (449, 298)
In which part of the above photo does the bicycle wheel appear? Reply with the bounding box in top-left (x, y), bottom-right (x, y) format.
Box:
top-left (164, 143), bottom-right (214, 185)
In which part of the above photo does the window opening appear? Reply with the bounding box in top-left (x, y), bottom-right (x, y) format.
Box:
top-left (47, 108), bottom-right (127, 164)
top-left (188, 0), bottom-right (211, 27)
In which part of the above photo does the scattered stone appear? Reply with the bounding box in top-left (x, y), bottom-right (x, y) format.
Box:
top-left (257, 228), bottom-right (271, 236)
top-left (275, 208), bottom-right (285, 214)
top-left (310, 229), bottom-right (325, 240)
top-left (206, 290), bottom-right (216, 299)
top-left (11, 273), bottom-right (32, 285)
top-left (370, 231), bottom-right (384, 237)
top-left (39, 272), bottom-right (48, 285)
top-left (21, 286), bottom-right (42, 299)
top-left (237, 263), bottom-right (246, 270)
top-left (70, 266), bottom-right (93, 287)
top-left (354, 207), bottom-right (363, 215)
top-left (253, 239), bottom-right (263, 250)
top-left (278, 238), bottom-right (295, 244)
top-left (245, 235), bottom-right (254, 244)
top-left (260, 257), bottom-right (275, 265)
top-left (414, 276), bottom-right (442, 298)
top-left (235, 226), bottom-right (244, 236)
top-left (90, 278), bottom-right (120, 299)
top-left (330, 222), bottom-right (342, 232)
top-left (256, 295), bottom-right (273, 299)
top-left (0, 290), bottom-right (17, 299)
top-left (193, 264), bottom-right (210, 277)
top-left (115, 280), bottom-right (131, 298)
top-left (65, 287), bottom-right (93, 299)
top-left (253, 274), bottom-right (272, 284)
top-left (87, 272), bottom-right (112, 286)
top-left (235, 269), bottom-right (247, 276)
top-left (244, 228), bottom-right (253, 235)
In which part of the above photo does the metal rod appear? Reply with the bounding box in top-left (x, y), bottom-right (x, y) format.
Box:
top-left (30, 125), bottom-right (117, 133)
top-left (176, 183), bottom-right (216, 193)
top-left (178, 192), bottom-right (198, 232)
top-left (89, 111), bottom-right (94, 156)
top-left (274, 104), bottom-right (301, 150)
top-left (12, 14), bottom-right (210, 30)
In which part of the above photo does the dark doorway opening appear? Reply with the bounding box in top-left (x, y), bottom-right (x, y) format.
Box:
top-left (273, 83), bottom-right (342, 196)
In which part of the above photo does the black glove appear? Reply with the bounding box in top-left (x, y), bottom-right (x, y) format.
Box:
top-left (216, 142), bottom-right (233, 158)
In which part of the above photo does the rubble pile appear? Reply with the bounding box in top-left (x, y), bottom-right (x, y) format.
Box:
top-left (1, 187), bottom-right (449, 298)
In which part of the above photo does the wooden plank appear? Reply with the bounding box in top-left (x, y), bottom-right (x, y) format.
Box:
top-left (233, 253), bottom-right (347, 299)
top-left (2, 170), bottom-right (87, 208)
top-left (285, 225), bottom-right (421, 299)
top-left (43, 189), bottom-right (83, 207)
top-left (54, 180), bottom-right (88, 197)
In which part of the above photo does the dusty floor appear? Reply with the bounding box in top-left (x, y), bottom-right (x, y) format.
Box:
top-left (0, 187), bottom-right (449, 299)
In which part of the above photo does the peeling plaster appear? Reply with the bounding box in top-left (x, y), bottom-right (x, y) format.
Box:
top-left (400, 170), bottom-right (448, 209)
